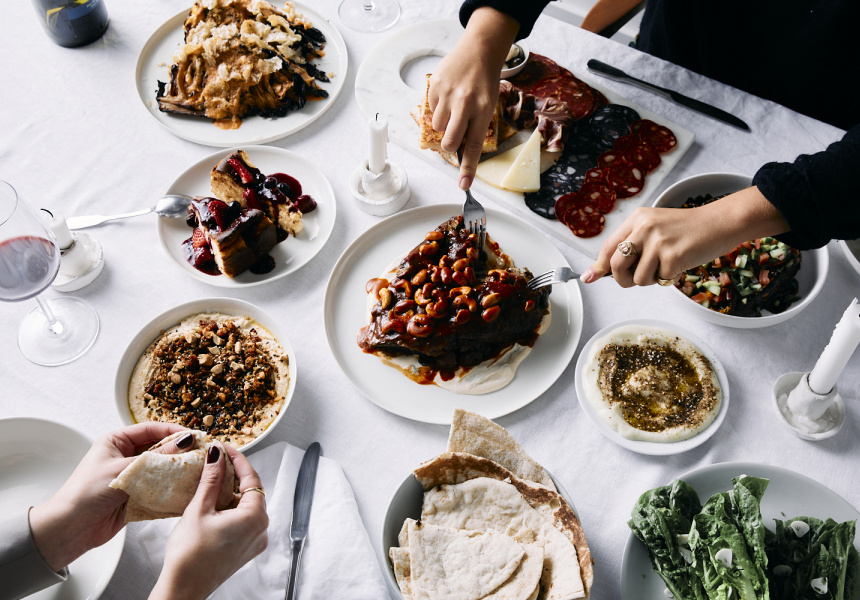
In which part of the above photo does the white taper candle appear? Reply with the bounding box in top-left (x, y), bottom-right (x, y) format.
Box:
top-left (41, 209), bottom-right (74, 250)
top-left (807, 298), bottom-right (860, 394)
top-left (368, 114), bottom-right (388, 175)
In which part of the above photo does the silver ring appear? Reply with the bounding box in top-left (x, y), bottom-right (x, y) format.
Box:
top-left (617, 240), bottom-right (639, 257)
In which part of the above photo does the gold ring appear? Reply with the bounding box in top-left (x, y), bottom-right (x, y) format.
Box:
top-left (617, 241), bottom-right (639, 257)
top-left (657, 277), bottom-right (676, 287)
top-left (240, 486), bottom-right (266, 498)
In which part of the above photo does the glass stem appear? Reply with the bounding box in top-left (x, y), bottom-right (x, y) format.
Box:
top-left (35, 294), bottom-right (65, 336)
top-left (363, 1), bottom-right (374, 11)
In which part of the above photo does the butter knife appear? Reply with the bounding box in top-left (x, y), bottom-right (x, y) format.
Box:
top-left (285, 442), bottom-right (321, 600)
top-left (586, 59), bottom-right (750, 131)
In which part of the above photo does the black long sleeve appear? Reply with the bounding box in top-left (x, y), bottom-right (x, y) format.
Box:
top-left (459, 0), bottom-right (551, 39)
top-left (753, 124), bottom-right (860, 250)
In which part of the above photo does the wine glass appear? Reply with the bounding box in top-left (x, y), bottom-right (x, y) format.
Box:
top-left (338, 0), bottom-right (401, 33)
top-left (0, 180), bottom-right (99, 366)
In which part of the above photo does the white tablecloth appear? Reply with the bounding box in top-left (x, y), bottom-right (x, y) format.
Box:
top-left (1, 2), bottom-right (858, 599)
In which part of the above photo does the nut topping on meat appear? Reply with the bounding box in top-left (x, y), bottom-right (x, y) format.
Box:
top-left (139, 318), bottom-right (284, 445)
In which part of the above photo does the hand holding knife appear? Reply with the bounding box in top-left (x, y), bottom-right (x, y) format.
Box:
top-left (586, 59), bottom-right (750, 131)
top-left (285, 442), bottom-right (321, 600)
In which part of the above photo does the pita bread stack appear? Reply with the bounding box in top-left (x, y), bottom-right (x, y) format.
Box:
top-left (389, 409), bottom-right (593, 600)
top-left (109, 430), bottom-right (239, 522)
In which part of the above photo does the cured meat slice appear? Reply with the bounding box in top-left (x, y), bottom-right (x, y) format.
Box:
top-left (605, 162), bottom-right (644, 199)
top-left (583, 168), bottom-right (606, 183)
top-left (554, 192), bottom-right (580, 226)
top-left (531, 75), bottom-right (601, 121)
top-left (562, 196), bottom-right (606, 238)
top-left (580, 105), bottom-right (641, 152)
top-left (507, 53), bottom-right (564, 92)
top-left (622, 142), bottom-right (661, 173)
top-left (633, 119), bottom-right (678, 152)
top-left (597, 151), bottom-right (624, 169)
top-left (612, 134), bottom-right (639, 154)
top-left (578, 181), bottom-right (617, 214)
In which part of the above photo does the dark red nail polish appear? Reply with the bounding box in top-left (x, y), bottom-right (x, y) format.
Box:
top-left (207, 446), bottom-right (220, 464)
top-left (176, 433), bottom-right (194, 449)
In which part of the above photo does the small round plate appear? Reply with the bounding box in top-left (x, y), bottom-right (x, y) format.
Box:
top-left (620, 461), bottom-right (860, 599)
top-left (0, 417), bottom-right (126, 600)
top-left (574, 318), bottom-right (729, 455)
top-left (157, 145), bottom-right (336, 287)
top-left (323, 203), bottom-right (584, 424)
top-left (135, 3), bottom-right (348, 147)
top-left (114, 297), bottom-right (297, 452)
top-left (381, 469), bottom-right (578, 599)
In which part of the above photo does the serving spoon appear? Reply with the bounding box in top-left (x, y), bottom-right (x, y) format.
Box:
top-left (66, 194), bottom-right (193, 230)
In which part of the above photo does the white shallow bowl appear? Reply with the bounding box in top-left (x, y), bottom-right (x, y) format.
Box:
top-left (114, 297), bottom-right (297, 452)
top-left (652, 172), bottom-right (829, 328)
top-left (574, 318), bottom-right (730, 455)
top-left (381, 469), bottom-right (579, 598)
top-left (839, 239), bottom-right (860, 277)
top-left (0, 418), bottom-right (126, 600)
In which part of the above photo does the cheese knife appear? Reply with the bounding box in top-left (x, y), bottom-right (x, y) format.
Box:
top-left (285, 442), bottom-right (321, 600)
top-left (586, 59), bottom-right (750, 131)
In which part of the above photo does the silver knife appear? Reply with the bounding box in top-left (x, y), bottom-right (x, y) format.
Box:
top-left (586, 59), bottom-right (750, 131)
top-left (286, 442), bottom-right (321, 600)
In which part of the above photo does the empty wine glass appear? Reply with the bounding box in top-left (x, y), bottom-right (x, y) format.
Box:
top-left (0, 180), bottom-right (99, 366)
top-left (338, 0), bottom-right (401, 33)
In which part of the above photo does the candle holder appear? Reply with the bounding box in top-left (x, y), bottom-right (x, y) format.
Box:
top-left (52, 231), bottom-right (105, 292)
top-left (771, 371), bottom-right (846, 441)
top-left (349, 159), bottom-right (410, 216)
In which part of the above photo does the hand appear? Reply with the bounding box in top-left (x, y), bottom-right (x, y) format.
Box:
top-left (428, 7), bottom-right (519, 190)
top-left (581, 187), bottom-right (790, 286)
top-left (29, 423), bottom-right (193, 571)
top-left (149, 443), bottom-right (268, 600)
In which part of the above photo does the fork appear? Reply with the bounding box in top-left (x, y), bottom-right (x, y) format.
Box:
top-left (457, 147), bottom-right (486, 250)
top-left (527, 267), bottom-right (611, 290)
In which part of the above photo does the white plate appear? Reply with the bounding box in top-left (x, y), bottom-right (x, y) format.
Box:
top-left (620, 461), bottom-right (860, 599)
top-left (0, 417), bottom-right (126, 600)
top-left (381, 470), bottom-right (580, 599)
top-left (839, 239), bottom-right (860, 277)
top-left (354, 19), bottom-right (695, 260)
top-left (158, 145), bottom-right (336, 287)
top-left (113, 297), bottom-right (297, 452)
top-left (135, 3), bottom-right (347, 147)
top-left (323, 204), bottom-right (584, 424)
top-left (574, 318), bottom-right (729, 455)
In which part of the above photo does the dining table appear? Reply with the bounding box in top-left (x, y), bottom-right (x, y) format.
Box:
top-left (1, 1), bottom-right (859, 599)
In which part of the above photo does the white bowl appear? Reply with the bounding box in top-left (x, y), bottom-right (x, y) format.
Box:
top-left (380, 469), bottom-right (578, 598)
top-left (114, 297), bottom-right (297, 452)
top-left (839, 239), bottom-right (860, 277)
top-left (652, 172), bottom-right (829, 328)
top-left (500, 41), bottom-right (529, 79)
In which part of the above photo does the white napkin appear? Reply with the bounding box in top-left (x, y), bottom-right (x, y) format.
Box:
top-left (138, 441), bottom-right (389, 600)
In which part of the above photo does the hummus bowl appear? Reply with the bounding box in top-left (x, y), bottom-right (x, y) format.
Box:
top-left (574, 318), bottom-right (729, 455)
top-left (114, 297), bottom-right (297, 452)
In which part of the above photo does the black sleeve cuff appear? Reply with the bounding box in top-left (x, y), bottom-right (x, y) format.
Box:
top-left (753, 123), bottom-right (860, 250)
top-left (459, 0), bottom-right (553, 39)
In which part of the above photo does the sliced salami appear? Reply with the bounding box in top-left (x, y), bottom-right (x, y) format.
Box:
top-left (554, 192), bottom-right (580, 226)
top-left (583, 167), bottom-right (606, 183)
top-left (605, 162), bottom-right (645, 199)
top-left (597, 151), bottom-right (625, 169)
top-left (531, 75), bottom-right (600, 120)
top-left (563, 197), bottom-right (606, 238)
top-left (578, 181), bottom-right (617, 214)
top-left (612, 134), bottom-right (639, 153)
top-left (507, 53), bottom-right (562, 92)
top-left (581, 104), bottom-right (641, 152)
top-left (622, 142), bottom-right (661, 173)
top-left (633, 119), bottom-right (678, 152)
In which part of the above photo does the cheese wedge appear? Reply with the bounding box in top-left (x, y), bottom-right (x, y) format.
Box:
top-left (475, 142), bottom-right (527, 190)
top-left (500, 128), bottom-right (543, 192)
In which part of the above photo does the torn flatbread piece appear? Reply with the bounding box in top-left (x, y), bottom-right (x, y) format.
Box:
top-left (406, 519), bottom-right (524, 600)
top-left (109, 430), bottom-right (239, 522)
top-left (422, 477), bottom-right (586, 600)
top-left (447, 409), bottom-right (556, 491)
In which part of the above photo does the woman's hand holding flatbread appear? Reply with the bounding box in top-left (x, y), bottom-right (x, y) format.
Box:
top-left (149, 443), bottom-right (269, 600)
top-left (28, 423), bottom-right (192, 573)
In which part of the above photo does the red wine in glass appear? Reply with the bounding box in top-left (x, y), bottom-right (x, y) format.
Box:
top-left (0, 235), bottom-right (60, 302)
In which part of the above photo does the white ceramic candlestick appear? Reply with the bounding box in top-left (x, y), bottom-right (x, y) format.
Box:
top-left (368, 114), bottom-right (388, 175)
top-left (807, 298), bottom-right (860, 394)
top-left (40, 209), bottom-right (105, 291)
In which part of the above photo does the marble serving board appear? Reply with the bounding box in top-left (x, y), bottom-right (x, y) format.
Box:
top-left (355, 19), bottom-right (694, 259)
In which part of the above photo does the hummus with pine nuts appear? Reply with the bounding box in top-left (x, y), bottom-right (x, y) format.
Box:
top-left (128, 313), bottom-right (289, 448)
